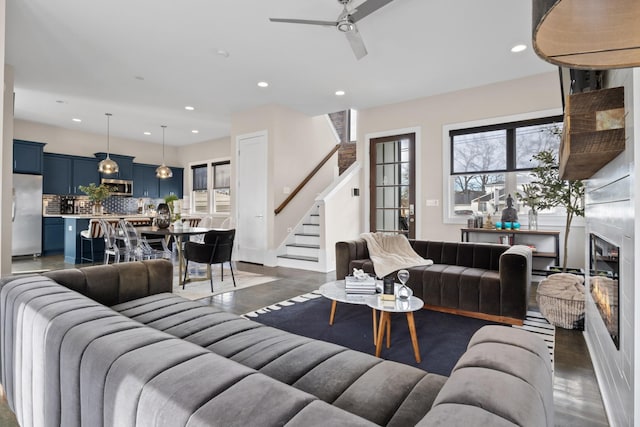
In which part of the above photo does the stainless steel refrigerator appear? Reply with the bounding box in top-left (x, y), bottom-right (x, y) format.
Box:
top-left (12, 174), bottom-right (43, 256)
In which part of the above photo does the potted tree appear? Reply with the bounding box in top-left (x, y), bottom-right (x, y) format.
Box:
top-left (78, 183), bottom-right (113, 215)
top-left (518, 150), bottom-right (584, 271)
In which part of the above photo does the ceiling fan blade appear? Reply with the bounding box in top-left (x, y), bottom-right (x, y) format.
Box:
top-left (345, 27), bottom-right (368, 60)
top-left (269, 18), bottom-right (338, 27)
top-left (350, 0), bottom-right (394, 23)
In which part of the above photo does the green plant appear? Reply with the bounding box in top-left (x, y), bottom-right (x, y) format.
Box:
top-left (517, 183), bottom-right (540, 212)
top-left (163, 194), bottom-right (180, 221)
top-left (78, 183), bottom-right (113, 203)
top-left (519, 150), bottom-right (585, 271)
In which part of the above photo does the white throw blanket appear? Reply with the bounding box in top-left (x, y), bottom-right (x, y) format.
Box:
top-left (361, 232), bottom-right (433, 278)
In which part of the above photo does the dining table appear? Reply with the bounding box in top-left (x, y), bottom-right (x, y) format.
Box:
top-left (136, 225), bottom-right (214, 287)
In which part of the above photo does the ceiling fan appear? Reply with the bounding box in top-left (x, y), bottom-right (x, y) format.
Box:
top-left (269, 0), bottom-right (395, 60)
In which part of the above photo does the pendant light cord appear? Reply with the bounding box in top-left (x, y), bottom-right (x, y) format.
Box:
top-left (162, 125), bottom-right (167, 164)
top-left (105, 113), bottom-right (112, 158)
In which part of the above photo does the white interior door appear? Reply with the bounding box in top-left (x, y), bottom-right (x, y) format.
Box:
top-left (236, 132), bottom-right (268, 264)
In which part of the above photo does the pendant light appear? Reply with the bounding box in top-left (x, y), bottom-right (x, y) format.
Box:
top-left (155, 125), bottom-right (173, 179)
top-left (97, 113), bottom-right (119, 174)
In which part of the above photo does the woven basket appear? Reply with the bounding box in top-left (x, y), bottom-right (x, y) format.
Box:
top-left (537, 294), bottom-right (585, 329)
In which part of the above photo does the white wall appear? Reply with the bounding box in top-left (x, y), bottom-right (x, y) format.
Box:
top-left (14, 119), bottom-right (182, 167)
top-left (582, 68), bottom-right (637, 427)
top-left (231, 104), bottom-right (337, 255)
top-left (14, 118), bottom-right (232, 198)
top-left (355, 71), bottom-right (586, 267)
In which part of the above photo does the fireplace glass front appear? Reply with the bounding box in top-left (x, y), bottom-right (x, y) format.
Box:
top-left (589, 233), bottom-right (619, 349)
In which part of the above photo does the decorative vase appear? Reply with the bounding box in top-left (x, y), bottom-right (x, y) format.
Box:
top-left (156, 203), bottom-right (171, 229)
top-left (528, 209), bottom-right (538, 230)
top-left (92, 201), bottom-right (103, 215)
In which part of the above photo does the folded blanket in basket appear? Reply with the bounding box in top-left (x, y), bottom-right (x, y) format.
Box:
top-left (360, 232), bottom-right (433, 278)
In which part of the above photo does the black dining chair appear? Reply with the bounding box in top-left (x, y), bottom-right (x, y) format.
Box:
top-left (183, 229), bottom-right (236, 291)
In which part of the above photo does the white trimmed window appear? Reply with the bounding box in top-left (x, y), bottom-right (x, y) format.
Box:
top-left (444, 114), bottom-right (563, 223)
top-left (191, 160), bottom-right (231, 214)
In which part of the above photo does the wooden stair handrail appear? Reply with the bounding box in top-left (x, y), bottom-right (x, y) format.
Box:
top-left (275, 144), bottom-right (341, 215)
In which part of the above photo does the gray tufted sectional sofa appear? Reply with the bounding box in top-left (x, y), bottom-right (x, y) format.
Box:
top-left (336, 239), bottom-right (532, 325)
top-left (0, 259), bottom-right (553, 426)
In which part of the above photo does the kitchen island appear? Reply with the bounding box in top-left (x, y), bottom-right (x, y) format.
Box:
top-left (62, 214), bottom-right (154, 264)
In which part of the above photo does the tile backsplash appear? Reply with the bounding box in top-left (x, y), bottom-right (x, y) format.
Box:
top-left (43, 195), bottom-right (165, 215)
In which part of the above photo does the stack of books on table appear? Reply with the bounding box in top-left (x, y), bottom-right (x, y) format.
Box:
top-left (345, 276), bottom-right (377, 294)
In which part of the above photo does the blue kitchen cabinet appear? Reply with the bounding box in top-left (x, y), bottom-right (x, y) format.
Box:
top-left (158, 167), bottom-right (183, 199)
top-left (43, 153), bottom-right (73, 194)
top-left (42, 217), bottom-right (64, 255)
top-left (133, 163), bottom-right (160, 198)
top-left (13, 140), bottom-right (45, 174)
top-left (95, 153), bottom-right (134, 180)
top-left (72, 157), bottom-right (100, 194)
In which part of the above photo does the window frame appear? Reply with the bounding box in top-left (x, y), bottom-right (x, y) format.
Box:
top-left (187, 157), bottom-right (231, 216)
top-left (442, 109), bottom-right (574, 225)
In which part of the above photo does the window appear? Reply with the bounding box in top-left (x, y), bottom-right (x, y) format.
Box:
top-left (190, 160), bottom-right (231, 214)
top-left (447, 115), bottom-right (563, 221)
top-left (212, 161), bottom-right (230, 213)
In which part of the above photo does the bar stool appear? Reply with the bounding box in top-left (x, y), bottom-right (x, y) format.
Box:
top-left (80, 219), bottom-right (103, 264)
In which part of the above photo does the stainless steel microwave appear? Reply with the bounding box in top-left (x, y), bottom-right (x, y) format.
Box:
top-left (101, 178), bottom-right (133, 196)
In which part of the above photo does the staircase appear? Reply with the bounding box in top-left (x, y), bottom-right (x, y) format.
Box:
top-left (276, 207), bottom-right (323, 271)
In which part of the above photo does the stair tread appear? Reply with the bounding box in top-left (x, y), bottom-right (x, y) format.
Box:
top-left (302, 223), bottom-right (319, 226)
top-left (286, 243), bottom-right (320, 249)
top-left (310, 214), bottom-right (320, 217)
top-left (295, 233), bottom-right (320, 237)
top-left (277, 254), bottom-right (319, 262)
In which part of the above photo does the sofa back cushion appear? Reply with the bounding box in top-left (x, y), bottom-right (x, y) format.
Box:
top-left (410, 240), bottom-right (507, 271)
top-left (42, 259), bottom-right (172, 306)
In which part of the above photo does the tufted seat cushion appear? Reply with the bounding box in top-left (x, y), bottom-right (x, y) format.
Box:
top-left (112, 293), bottom-right (448, 426)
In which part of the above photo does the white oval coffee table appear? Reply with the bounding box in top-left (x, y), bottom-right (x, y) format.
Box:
top-left (365, 295), bottom-right (424, 363)
top-left (319, 280), bottom-right (381, 343)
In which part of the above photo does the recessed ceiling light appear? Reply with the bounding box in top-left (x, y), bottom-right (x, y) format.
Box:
top-left (56, 100), bottom-right (65, 104)
top-left (134, 76), bottom-right (145, 81)
top-left (257, 81), bottom-right (269, 88)
top-left (335, 90), bottom-right (346, 96)
top-left (185, 106), bottom-right (195, 111)
top-left (511, 44), bottom-right (527, 53)
top-left (72, 118), bottom-right (82, 122)
top-left (143, 131), bottom-right (151, 136)
top-left (191, 130), bottom-right (199, 134)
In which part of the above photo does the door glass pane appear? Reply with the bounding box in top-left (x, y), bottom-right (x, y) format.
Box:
top-left (383, 141), bottom-right (397, 162)
top-left (382, 164), bottom-right (398, 185)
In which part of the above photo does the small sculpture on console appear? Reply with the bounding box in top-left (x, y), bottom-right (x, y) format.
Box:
top-left (483, 214), bottom-right (494, 229)
top-left (501, 194), bottom-right (518, 223)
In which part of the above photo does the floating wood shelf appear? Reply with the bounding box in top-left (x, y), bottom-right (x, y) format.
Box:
top-left (560, 86), bottom-right (625, 180)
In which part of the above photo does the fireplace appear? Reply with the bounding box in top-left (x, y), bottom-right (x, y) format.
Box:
top-left (589, 233), bottom-right (620, 349)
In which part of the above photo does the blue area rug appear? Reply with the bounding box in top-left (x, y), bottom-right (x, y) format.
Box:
top-left (249, 295), bottom-right (500, 376)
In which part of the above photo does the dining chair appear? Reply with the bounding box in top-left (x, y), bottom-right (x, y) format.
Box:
top-left (80, 219), bottom-right (103, 264)
top-left (185, 217), bottom-right (201, 227)
top-left (183, 229), bottom-right (236, 291)
top-left (119, 219), bottom-right (168, 261)
top-left (99, 219), bottom-right (124, 264)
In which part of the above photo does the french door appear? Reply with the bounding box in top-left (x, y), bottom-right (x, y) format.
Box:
top-left (369, 133), bottom-right (416, 238)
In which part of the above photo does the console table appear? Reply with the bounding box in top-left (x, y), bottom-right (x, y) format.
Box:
top-left (461, 228), bottom-right (560, 275)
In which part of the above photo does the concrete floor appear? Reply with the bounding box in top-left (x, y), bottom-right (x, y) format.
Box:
top-left (1, 255), bottom-right (610, 426)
